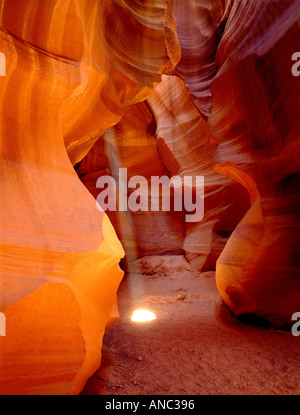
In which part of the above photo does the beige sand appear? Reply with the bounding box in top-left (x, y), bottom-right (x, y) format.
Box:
top-left (82, 256), bottom-right (300, 395)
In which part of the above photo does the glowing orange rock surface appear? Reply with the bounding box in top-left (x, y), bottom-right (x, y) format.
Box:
top-left (148, 74), bottom-right (249, 271)
top-left (211, 0), bottom-right (300, 327)
top-left (0, 0), bottom-right (180, 394)
top-left (78, 1), bottom-right (300, 328)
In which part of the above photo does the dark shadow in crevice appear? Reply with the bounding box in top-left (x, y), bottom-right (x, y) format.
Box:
top-left (237, 313), bottom-right (273, 329)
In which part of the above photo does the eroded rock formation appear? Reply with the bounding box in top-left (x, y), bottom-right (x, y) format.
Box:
top-left (0, 0), bottom-right (180, 394)
top-left (211, 0), bottom-right (300, 327)
top-left (79, 0), bottom-right (300, 327)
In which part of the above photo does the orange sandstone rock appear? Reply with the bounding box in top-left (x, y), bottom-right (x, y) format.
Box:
top-left (174, 0), bottom-right (232, 119)
top-left (0, 0), bottom-right (180, 394)
top-left (148, 74), bottom-right (249, 271)
top-left (212, 0), bottom-right (300, 327)
top-left (79, 0), bottom-right (300, 328)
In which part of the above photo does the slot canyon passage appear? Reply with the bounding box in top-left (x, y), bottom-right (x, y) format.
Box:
top-left (0, 0), bottom-right (300, 395)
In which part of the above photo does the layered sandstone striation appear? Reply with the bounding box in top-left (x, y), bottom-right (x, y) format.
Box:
top-left (80, 74), bottom-right (249, 269)
top-left (80, 0), bottom-right (300, 327)
top-left (148, 74), bottom-right (249, 271)
top-left (78, 101), bottom-right (185, 263)
top-left (0, 0), bottom-right (180, 394)
top-left (173, 0), bottom-right (232, 119)
top-left (211, 0), bottom-right (300, 327)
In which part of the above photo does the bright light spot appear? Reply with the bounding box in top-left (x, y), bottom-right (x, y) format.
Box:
top-left (131, 310), bottom-right (156, 322)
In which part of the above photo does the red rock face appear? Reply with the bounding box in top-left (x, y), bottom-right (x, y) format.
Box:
top-left (211, 0), bottom-right (300, 327)
top-left (147, 74), bottom-right (249, 271)
top-left (0, 0), bottom-right (180, 394)
top-left (80, 0), bottom-right (300, 326)
top-left (0, 0), bottom-right (299, 394)
top-left (173, 0), bottom-right (231, 119)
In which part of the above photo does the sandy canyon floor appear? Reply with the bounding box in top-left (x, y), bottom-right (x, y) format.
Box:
top-left (82, 256), bottom-right (300, 395)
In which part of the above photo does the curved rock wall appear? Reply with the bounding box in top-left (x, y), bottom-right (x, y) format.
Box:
top-left (0, 0), bottom-right (180, 394)
top-left (79, 0), bottom-right (300, 327)
top-left (211, 0), bottom-right (300, 327)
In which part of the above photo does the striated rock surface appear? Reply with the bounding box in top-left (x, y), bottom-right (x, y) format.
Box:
top-left (211, 0), bottom-right (300, 327)
top-left (173, 0), bottom-right (232, 119)
top-left (62, 0), bottom-right (180, 165)
top-left (148, 74), bottom-right (249, 271)
top-left (79, 0), bottom-right (300, 327)
top-left (79, 74), bottom-right (249, 269)
top-left (0, 0), bottom-right (180, 394)
top-left (78, 101), bottom-right (186, 262)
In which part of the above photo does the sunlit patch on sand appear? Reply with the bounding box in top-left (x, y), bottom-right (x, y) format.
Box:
top-left (131, 309), bottom-right (156, 322)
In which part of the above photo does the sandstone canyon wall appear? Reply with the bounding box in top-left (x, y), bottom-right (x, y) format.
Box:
top-left (0, 0), bottom-right (180, 394)
top-left (79, 0), bottom-right (300, 326)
